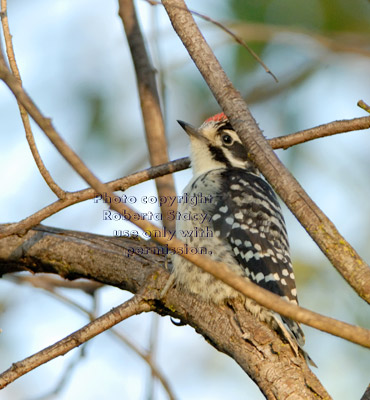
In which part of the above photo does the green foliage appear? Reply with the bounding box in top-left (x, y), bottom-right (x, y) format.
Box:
top-left (229, 0), bottom-right (370, 32)
top-left (228, 0), bottom-right (370, 75)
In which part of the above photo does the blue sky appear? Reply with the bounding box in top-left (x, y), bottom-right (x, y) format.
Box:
top-left (0, 1), bottom-right (369, 399)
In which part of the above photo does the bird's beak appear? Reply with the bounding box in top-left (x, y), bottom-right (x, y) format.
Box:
top-left (177, 120), bottom-right (207, 142)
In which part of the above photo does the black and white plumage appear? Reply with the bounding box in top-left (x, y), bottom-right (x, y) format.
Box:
top-left (172, 112), bottom-right (312, 362)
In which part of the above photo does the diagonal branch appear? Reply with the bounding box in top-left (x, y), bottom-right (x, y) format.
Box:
top-left (110, 329), bottom-right (177, 400)
top-left (0, 293), bottom-right (151, 389)
top-left (270, 116), bottom-right (370, 150)
top-left (0, 226), bottom-right (330, 399)
top-left (160, 0), bottom-right (370, 304)
top-left (0, 157), bottom-right (189, 239)
top-left (0, 0), bottom-right (65, 199)
top-left (232, 21), bottom-right (370, 58)
top-left (0, 31), bottom-right (368, 398)
top-left (119, 0), bottom-right (177, 230)
top-left (0, 5), bottom-right (366, 398)
top-left (144, 0), bottom-right (278, 82)
top-left (361, 384), bottom-right (370, 400)
top-left (10, 274), bottom-right (177, 400)
top-left (1, 226), bottom-right (368, 352)
top-left (0, 56), bottom-right (367, 347)
top-left (1, 115), bottom-right (369, 239)
top-left (0, 51), bottom-right (369, 347)
top-left (0, 54), bottom-right (368, 341)
top-left (358, 100), bottom-right (370, 114)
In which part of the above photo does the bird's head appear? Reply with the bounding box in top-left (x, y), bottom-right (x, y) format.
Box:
top-left (178, 113), bottom-right (256, 175)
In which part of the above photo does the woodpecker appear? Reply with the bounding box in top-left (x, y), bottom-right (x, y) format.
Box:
top-left (172, 112), bottom-right (313, 364)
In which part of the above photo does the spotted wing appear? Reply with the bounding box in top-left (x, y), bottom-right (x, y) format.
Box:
top-left (210, 168), bottom-right (305, 345)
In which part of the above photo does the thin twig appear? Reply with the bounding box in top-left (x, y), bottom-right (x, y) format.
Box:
top-left (145, 313), bottom-right (160, 400)
top-left (11, 275), bottom-right (177, 400)
top-left (231, 21), bottom-right (370, 58)
top-left (244, 63), bottom-right (319, 104)
top-left (110, 329), bottom-right (177, 400)
top-left (122, 4), bottom-right (176, 393)
top-left (10, 275), bottom-right (99, 320)
top-left (28, 346), bottom-right (87, 400)
top-left (119, 0), bottom-right (177, 230)
top-left (0, 226), bottom-right (331, 400)
top-left (0, 0), bottom-right (65, 199)
top-left (1, 114), bottom-right (369, 239)
top-left (358, 100), bottom-right (370, 114)
top-left (0, 45), bottom-right (369, 348)
top-left (161, 0), bottom-right (370, 305)
top-left (270, 116), bottom-right (370, 150)
top-left (0, 294), bottom-right (151, 389)
top-left (14, 275), bottom-right (103, 295)
top-left (0, 157), bottom-right (190, 239)
top-left (11, 274), bottom-right (102, 293)
top-left (144, 0), bottom-right (278, 82)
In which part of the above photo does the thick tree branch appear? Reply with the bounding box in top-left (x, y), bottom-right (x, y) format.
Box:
top-left (0, 226), bottom-right (330, 399)
top-left (160, 0), bottom-right (370, 304)
top-left (1, 224), bottom-right (369, 349)
top-left (0, 44), bottom-right (368, 347)
top-left (144, 0), bottom-right (277, 82)
top-left (0, 50), bottom-right (368, 348)
top-left (0, 14), bottom-right (368, 397)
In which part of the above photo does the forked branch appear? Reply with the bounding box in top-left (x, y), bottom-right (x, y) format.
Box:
top-left (0, 226), bottom-right (329, 399)
top-left (1, 115), bottom-right (369, 239)
top-left (160, 0), bottom-right (370, 304)
top-left (0, 38), bottom-right (369, 349)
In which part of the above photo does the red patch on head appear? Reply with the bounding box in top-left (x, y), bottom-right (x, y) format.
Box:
top-left (205, 112), bottom-right (228, 123)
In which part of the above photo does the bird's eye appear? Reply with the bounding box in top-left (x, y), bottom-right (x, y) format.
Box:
top-left (222, 134), bottom-right (233, 145)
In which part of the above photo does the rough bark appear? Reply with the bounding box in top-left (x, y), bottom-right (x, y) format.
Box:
top-left (0, 224), bottom-right (331, 399)
top-left (161, 0), bottom-right (370, 304)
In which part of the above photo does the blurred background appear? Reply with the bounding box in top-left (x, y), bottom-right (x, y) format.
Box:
top-left (0, 0), bottom-right (369, 399)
